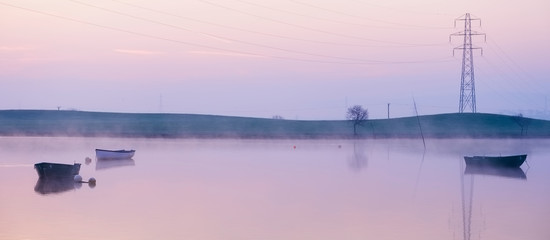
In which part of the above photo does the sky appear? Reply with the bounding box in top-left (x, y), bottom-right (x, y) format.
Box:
top-left (1, 0), bottom-right (549, 120)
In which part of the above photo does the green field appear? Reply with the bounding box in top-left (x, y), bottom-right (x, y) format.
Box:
top-left (0, 110), bottom-right (548, 138)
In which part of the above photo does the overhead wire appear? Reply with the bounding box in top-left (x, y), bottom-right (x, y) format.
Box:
top-left (0, 1), bottom-right (358, 65)
top-left (477, 56), bottom-right (541, 110)
top-left (234, 0), bottom-right (417, 30)
top-left (68, 0), bottom-right (390, 63)
top-left (113, 0), bottom-right (445, 49)
top-left (0, 1), bottom-right (448, 65)
top-left (486, 36), bottom-right (549, 94)
top-left (2, 1), bottom-right (454, 65)
top-left (70, 0), bottom-right (454, 64)
top-left (348, 0), bottom-right (455, 17)
top-left (473, 65), bottom-right (526, 112)
top-left (288, 0), bottom-right (453, 29)
top-left (196, 0), bottom-right (439, 46)
top-left (478, 47), bottom-right (542, 104)
top-left (110, 0), bottom-right (412, 48)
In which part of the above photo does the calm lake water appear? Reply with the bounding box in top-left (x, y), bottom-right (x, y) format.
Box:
top-left (1, 137), bottom-right (549, 240)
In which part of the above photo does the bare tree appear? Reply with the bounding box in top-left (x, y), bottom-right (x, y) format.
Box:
top-left (512, 114), bottom-right (531, 136)
top-left (346, 105), bottom-right (368, 136)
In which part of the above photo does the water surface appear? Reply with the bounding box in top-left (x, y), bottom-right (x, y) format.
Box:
top-left (1, 137), bottom-right (549, 240)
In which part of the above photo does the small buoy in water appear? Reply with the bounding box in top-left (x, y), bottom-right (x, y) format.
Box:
top-left (74, 175), bottom-right (83, 182)
top-left (338, 145), bottom-right (342, 148)
top-left (88, 177), bottom-right (97, 188)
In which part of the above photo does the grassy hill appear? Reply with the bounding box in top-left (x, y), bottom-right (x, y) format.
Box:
top-left (0, 110), bottom-right (549, 138)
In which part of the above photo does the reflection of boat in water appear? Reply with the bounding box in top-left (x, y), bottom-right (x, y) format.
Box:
top-left (464, 154), bottom-right (527, 168)
top-left (34, 177), bottom-right (80, 195)
top-left (96, 158), bottom-right (135, 170)
top-left (460, 154), bottom-right (528, 240)
top-left (464, 165), bottom-right (526, 180)
top-left (34, 162), bottom-right (81, 179)
top-left (95, 149), bottom-right (135, 160)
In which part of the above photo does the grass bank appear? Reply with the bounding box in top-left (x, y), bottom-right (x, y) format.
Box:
top-left (0, 110), bottom-right (548, 138)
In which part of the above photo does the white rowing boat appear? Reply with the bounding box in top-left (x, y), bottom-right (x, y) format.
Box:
top-left (95, 149), bottom-right (135, 160)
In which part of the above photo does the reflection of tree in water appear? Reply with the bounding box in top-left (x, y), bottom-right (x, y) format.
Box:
top-left (348, 140), bottom-right (368, 171)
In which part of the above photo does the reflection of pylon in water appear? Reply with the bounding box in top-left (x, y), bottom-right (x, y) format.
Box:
top-left (450, 13), bottom-right (486, 113)
top-left (460, 159), bottom-right (474, 240)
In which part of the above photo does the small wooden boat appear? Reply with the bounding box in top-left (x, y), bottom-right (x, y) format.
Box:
top-left (464, 154), bottom-right (527, 168)
top-left (34, 162), bottom-right (81, 179)
top-left (95, 149), bottom-right (135, 160)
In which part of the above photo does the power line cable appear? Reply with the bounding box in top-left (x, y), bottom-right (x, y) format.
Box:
top-left (0, 1), bottom-right (353, 64)
top-left (234, 0), bottom-right (416, 30)
top-left (110, 0), bottom-right (412, 48)
top-left (67, 0), bottom-right (384, 63)
top-left (69, 0), bottom-right (451, 64)
top-left (196, 0), bottom-right (438, 46)
top-left (113, 0), bottom-right (446, 48)
top-left (289, 0), bottom-right (453, 29)
top-left (486, 36), bottom-right (549, 94)
top-left (484, 45), bottom-right (548, 103)
top-left (477, 57), bottom-right (541, 109)
top-left (481, 56), bottom-right (542, 104)
top-left (473, 66), bottom-right (526, 111)
top-left (348, 0), bottom-right (455, 17)
top-left (0, 1), bottom-right (450, 65)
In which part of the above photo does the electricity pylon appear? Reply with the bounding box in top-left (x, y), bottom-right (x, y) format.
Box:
top-left (450, 13), bottom-right (486, 113)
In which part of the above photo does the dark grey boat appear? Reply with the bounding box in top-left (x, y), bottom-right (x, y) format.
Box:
top-left (464, 154), bottom-right (527, 168)
top-left (34, 162), bottom-right (81, 179)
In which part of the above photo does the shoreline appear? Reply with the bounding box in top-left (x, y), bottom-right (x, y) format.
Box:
top-left (1, 110), bottom-right (549, 139)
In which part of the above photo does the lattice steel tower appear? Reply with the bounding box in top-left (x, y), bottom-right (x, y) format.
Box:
top-left (450, 13), bottom-right (485, 113)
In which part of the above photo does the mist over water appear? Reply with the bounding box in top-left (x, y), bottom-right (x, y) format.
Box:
top-left (0, 137), bottom-right (549, 240)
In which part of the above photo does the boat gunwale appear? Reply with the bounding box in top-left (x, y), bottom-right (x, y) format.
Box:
top-left (95, 149), bottom-right (135, 153)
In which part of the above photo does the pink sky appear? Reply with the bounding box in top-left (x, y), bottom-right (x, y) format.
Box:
top-left (1, 0), bottom-right (549, 119)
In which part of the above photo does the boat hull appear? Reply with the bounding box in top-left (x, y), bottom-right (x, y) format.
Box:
top-left (464, 154), bottom-right (527, 168)
top-left (95, 149), bottom-right (135, 160)
top-left (34, 162), bottom-right (81, 179)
